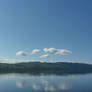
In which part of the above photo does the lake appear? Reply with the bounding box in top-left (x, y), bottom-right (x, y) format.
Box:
top-left (0, 73), bottom-right (92, 92)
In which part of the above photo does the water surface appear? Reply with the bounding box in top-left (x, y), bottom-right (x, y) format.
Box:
top-left (0, 73), bottom-right (92, 92)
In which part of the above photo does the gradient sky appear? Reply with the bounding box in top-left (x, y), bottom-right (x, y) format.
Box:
top-left (0, 0), bottom-right (92, 63)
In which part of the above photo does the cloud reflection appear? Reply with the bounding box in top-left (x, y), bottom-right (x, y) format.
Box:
top-left (32, 84), bottom-right (41, 90)
top-left (58, 83), bottom-right (72, 90)
top-left (16, 80), bottom-right (27, 88)
top-left (32, 79), bottom-right (72, 91)
top-left (2, 74), bottom-right (72, 91)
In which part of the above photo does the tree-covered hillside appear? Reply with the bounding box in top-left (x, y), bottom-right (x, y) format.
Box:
top-left (0, 62), bottom-right (92, 75)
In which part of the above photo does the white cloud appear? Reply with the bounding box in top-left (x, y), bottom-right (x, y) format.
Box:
top-left (43, 48), bottom-right (72, 55)
top-left (31, 49), bottom-right (41, 54)
top-left (56, 49), bottom-right (72, 55)
top-left (43, 48), bottom-right (57, 54)
top-left (40, 54), bottom-right (49, 58)
top-left (16, 51), bottom-right (28, 56)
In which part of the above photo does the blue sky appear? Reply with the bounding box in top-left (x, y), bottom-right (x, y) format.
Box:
top-left (0, 0), bottom-right (92, 63)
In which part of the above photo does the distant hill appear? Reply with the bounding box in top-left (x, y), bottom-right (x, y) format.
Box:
top-left (0, 62), bottom-right (92, 75)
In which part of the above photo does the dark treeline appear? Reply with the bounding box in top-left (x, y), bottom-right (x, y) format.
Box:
top-left (0, 62), bottom-right (92, 75)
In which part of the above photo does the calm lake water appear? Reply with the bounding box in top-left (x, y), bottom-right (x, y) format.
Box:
top-left (0, 73), bottom-right (92, 92)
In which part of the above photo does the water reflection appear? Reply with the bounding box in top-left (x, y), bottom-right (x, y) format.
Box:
top-left (16, 80), bottom-right (27, 88)
top-left (16, 80), bottom-right (72, 91)
top-left (0, 73), bottom-right (92, 92)
top-left (14, 74), bottom-right (72, 91)
top-left (31, 80), bottom-right (72, 91)
top-left (32, 84), bottom-right (41, 90)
